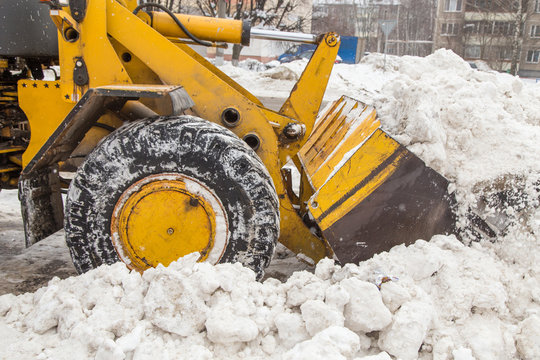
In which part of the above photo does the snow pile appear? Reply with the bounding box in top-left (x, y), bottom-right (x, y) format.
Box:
top-left (368, 50), bottom-right (540, 189)
top-left (237, 59), bottom-right (274, 72)
top-left (2, 236), bottom-right (538, 360)
top-left (223, 52), bottom-right (540, 192)
top-left (262, 60), bottom-right (310, 81)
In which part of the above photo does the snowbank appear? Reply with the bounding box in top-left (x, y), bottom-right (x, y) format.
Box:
top-left (2, 50), bottom-right (540, 359)
top-left (370, 50), bottom-right (540, 189)
top-left (1, 232), bottom-right (539, 359)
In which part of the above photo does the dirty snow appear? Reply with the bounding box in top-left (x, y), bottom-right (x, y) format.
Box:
top-left (1, 50), bottom-right (540, 359)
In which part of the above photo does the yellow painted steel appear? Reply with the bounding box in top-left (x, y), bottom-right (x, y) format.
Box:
top-left (149, 12), bottom-right (246, 45)
top-left (0, 85), bottom-right (18, 104)
top-left (279, 32), bottom-right (339, 135)
top-left (49, 4), bottom-right (132, 103)
top-left (66, 112), bottom-right (123, 170)
top-left (0, 166), bottom-right (20, 173)
top-left (17, 0), bottom-right (347, 264)
top-left (277, 33), bottom-right (340, 163)
top-left (107, 38), bottom-right (173, 114)
top-left (121, 0), bottom-right (138, 11)
top-left (299, 97), bottom-right (380, 190)
top-left (8, 155), bottom-right (22, 166)
top-left (21, 2), bottom-right (130, 166)
top-left (105, 0), bottom-right (328, 262)
top-left (0, 146), bottom-right (25, 154)
top-left (17, 80), bottom-right (74, 167)
top-left (0, 86), bottom-right (17, 102)
top-left (111, 175), bottom-right (218, 271)
top-left (298, 96), bottom-right (411, 231)
top-left (308, 130), bottom-right (405, 230)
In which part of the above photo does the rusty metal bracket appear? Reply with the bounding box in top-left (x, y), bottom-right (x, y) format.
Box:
top-left (69, 0), bottom-right (87, 22)
top-left (73, 57), bottom-right (89, 86)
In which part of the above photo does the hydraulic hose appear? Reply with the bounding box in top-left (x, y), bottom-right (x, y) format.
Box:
top-left (133, 2), bottom-right (213, 47)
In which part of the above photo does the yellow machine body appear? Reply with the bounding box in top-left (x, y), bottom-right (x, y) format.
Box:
top-left (13, 0), bottom-right (455, 269)
top-left (110, 173), bottom-right (226, 271)
top-left (146, 12), bottom-right (250, 45)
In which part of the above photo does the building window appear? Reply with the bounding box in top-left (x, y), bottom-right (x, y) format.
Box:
top-left (472, 0), bottom-right (492, 9)
top-left (464, 21), bottom-right (515, 36)
top-left (465, 46), bottom-right (481, 59)
top-left (526, 50), bottom-right (540, 63)
top-left (481, 21), bottom-right (493, 34)
top-left (509, 0), bottom-right (520, 11)
top-left (535, 0), bottom-right (540, 13)
top-left (531, 25), bottom-right (540, 38)
top-left (463, 22), bottom-right (479, 34)
top-left (444, 0), bottom-right (462, 12)
top-left (494, 22), bottom-right (512, 36)
top-left (499, 47), bottom-right (512, 60)
top-left (441, 23), bottom-right (459, 36)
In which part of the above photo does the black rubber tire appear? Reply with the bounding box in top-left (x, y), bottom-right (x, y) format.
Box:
top-left (65, 115), bottom-right (280, 279)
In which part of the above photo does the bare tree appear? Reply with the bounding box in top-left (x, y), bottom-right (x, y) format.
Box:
top-left (196, 0), bottom-right (310, 63)
top-left (156, 0), bottom-right (198, 13)
top-left (354, 3), bottom-right (377, 39)
top-left (510, 0), bottom-right (529, 75)
top-left (435, 0), bottom-right (528, 71)
top-left (450, 0), bottom-right (532, 73)
top-left (155, 0), bottom-right (310, 64)
top-left (462, 2), bottom-right (510, 69)
top-left (354, 3), bottom-right (378, 54)
top-left (313, 0), bottom-right (437, 57)
top-left (391, 0), bottom-right (437, 56)
top-left (312, 1), bottom-right (357, 36)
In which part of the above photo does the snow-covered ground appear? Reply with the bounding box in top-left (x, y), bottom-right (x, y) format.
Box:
top-left (520, 77), bottom-right (540, 85)
top-left (1, 50), bottom-right (540, 359)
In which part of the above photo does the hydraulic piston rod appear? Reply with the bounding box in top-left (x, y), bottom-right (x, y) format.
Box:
top-left (250, 28), bottom-right (318, 44)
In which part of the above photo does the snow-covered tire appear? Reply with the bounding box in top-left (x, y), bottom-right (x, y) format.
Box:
top-left (65, 115), bottom-right (280, 279)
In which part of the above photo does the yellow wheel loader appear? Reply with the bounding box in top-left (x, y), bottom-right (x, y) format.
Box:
top-left (0, 0), bottom-right (456, 278)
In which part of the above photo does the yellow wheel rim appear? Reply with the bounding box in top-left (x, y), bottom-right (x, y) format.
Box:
top-left (111, 173), bottom-right (228, 272)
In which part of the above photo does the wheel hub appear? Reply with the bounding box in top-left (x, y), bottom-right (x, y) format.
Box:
top-left (111, 173), bottom-right (228, 271)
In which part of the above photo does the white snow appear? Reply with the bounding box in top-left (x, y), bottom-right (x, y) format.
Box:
top-left (2, 50), bottom-right (540, 359)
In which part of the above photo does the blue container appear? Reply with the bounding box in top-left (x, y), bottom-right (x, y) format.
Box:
top-left (278, 36), bottom-right (360, 64)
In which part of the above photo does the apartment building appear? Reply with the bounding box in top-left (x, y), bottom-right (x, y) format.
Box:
top-left (522, 0), bottom-right (540, 77)
top-left (311, 0), bottom-right (436, 57)
top-left (434, 0), bottom-right (540, 76)
top-left (311, 0), bottom-right (359, 36)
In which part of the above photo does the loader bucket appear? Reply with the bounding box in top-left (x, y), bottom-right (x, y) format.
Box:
top-left (298, 96), bottom-right (455, 264)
